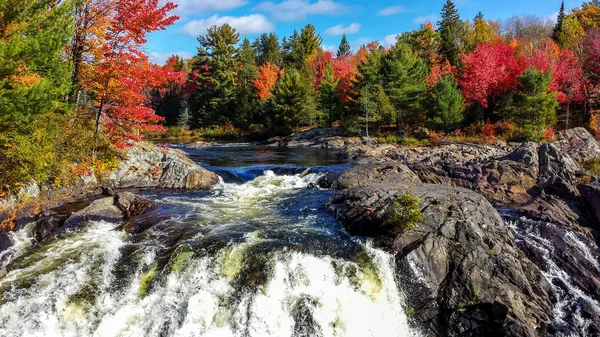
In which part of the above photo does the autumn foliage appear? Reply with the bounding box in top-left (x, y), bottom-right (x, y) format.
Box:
top-left (459, 41), bottom-right (522, 108)
top-left (76, 0), bottom-right (178, 147)
top-left (254, 63), bottom-right (282, 101)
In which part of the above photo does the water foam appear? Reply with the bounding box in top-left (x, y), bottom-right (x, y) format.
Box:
top-left (0, 171), bottom-right (420, 337)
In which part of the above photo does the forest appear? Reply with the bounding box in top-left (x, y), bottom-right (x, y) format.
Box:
top-left (2, 0), bottom-right (600, 191)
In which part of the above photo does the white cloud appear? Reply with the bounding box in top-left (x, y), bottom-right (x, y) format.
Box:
top-left (149, 51), bottom-right (193, 65)
top-left (378, 6), bottom-right (406, 16)
top-left (179, 14), bottom-right (274, 36)
top-left (325, 23), bottom-right (361, 36)
top-left (549, 11), bottom-right (559, 23)
top-left (413, 15), bottom-right (438, 25)
top-left (383, 33), bottom-right (399, 47)
top-left (172, 0), bottom-right (247, 15)
top-left (255, 0), bottom-right (346, 21)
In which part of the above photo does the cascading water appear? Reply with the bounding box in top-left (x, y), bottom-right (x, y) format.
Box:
top-left (501, 211), bottom-right (600, 337)
top-left (0, 145), bottom-right (421, 337)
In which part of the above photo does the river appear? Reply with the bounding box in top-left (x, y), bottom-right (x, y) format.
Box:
top-left (0, 144), bottom-right (421, 337)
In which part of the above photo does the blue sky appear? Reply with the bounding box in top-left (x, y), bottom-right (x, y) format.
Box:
top-left (145, 0), bottom-right (582, 64)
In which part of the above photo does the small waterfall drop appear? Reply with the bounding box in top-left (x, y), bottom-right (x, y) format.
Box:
top-left (0, 170), bottom-right (420, 337)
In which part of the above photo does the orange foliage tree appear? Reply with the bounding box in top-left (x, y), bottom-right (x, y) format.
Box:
top-left (253, 63), bottom-right (282, 101)
top-left (73, 0), bottom-right (178, 149)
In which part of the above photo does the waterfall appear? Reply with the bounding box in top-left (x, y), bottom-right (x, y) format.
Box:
top-left (502, 212), bottom-right (600, 336)
top-left (0, 170), bottom-right (420, 337)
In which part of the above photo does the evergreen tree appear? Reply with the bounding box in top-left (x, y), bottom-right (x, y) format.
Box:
top-left (474, 11), bottom-right (484, 21)
top-left (273, 68), bottom-right (317, 133)
top-left (510, 68), bottom-right (558, 137)
top-left (356, 84), bottom-right (395, 136)
top-left (336, 35), bottom-right (352, 58)
top-left (318, 64), bottom-right (341, 126)
top-left (0, 0), bottom-right (73, 123)
top-left (189, 24), bottom-right (240, 127)
top-left (235, 38), bottom-right (260, 127)
top-left (253, 33), bottom-right (282, 66)
top-left (0, 0), bottom-right (74, 186)
top-left (553, 1), bottom-right (566, 42)
top-left (438, 0), bottom-right (461, 65)
top-left (288, 24), bottom-right (322, 68)
top-left (429, 75), bottom-right (465, 132)
top-left (381, 43), bottom-right (429, 126)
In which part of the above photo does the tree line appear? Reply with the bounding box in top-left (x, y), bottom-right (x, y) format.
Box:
top-left (2, 0), bottom-right (600, 191)
top-left (154, 0), bottom-right (600, 141)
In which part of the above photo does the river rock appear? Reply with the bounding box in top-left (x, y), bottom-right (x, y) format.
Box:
top-left (105, 143), bottom-right (219, 190)
top-left (329, 183), bottom-right (555, 337)
top-left (61, 193), bottom-right (154, 234)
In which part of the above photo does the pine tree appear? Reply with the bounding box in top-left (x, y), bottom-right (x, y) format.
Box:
top-left (429, 75), bottom-right (465, 132)
top-left (253, 33), bottom-right (282, 66)
top-left (287, 25), bottom-right (323, 68)
top-left (337, 35), bottom-right (352, 58)
top-left (553, 1), bottom-right (566, 42)
top-left (273, 68), bottom-right (317, 133)
top-left (235, 38), bottom-right (259, 127)
top-left (318, 64), bottom-right (341, 126)
top-left (510, 68), bottom-right (558, 138)
top-left (381, 43), bottom-right (429, 126)
top-left (438, 0), bottom-right (461, 66)
top-left (189, 24), bottom-right (240, 127)
top-left (474, 11), bottom-right (484, 21)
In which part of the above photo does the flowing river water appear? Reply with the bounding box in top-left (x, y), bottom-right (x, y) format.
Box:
top-left (0, 144), bottom-right (421, 337)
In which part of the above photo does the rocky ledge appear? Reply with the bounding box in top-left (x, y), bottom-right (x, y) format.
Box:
top-left (326, 127), bottom-right (600, 337)
top-left (0, 142), bottom-right (218, 232)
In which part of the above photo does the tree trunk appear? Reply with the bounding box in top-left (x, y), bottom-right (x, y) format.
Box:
top-left (93, 97), bottom-right (105, 160)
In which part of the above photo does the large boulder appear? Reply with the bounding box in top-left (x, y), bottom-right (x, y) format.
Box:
top-left (59, 192), bottom-right (154, 235)
top-left (106, 143), bottom-right (219, 190)
top-left (336, 161), bottom-right (421, 190)
top-left (554, 127), bottom-right (600, 162)
top-left (329, 181), bottom-right (555, 337)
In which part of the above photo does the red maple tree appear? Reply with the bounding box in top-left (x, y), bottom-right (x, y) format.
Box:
top-left (80, 0), bottom-right (178, 148)
top-left (459, 41), bottom-right (523, 108)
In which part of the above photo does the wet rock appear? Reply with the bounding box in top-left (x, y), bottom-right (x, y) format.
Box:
top-left (61, 193), bottom-right (154, 232)
top-left (0, 232), bottom-right (12, 254)
top-left (62, 197), bottom-right (123, 231)
top-left (316, 173), bottom-right (340, 190)
top-left (502, 213), bottom-right (600, 335)
top-left (329, 183), bottom-right (555, 337)
top-left (580, 182), bottom-right (600, 233)
top-left (518, 196), bottom-right (592, 236)
top-left (33, 214), bottom-right (70, 243)
top-left (105, 142), bottom-right (219, 190)
top-left (115, 192), bottom-right (155, 219)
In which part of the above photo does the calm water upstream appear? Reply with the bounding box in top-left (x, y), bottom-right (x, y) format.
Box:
top-left (0, 144), bottom-right (420, 337)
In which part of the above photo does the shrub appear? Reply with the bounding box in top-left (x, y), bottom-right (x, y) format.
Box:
top-left (388, 193), bottom-right (424, 232)
top-left (481, 119), bottom-right (496, 143)
top-left (583, 158), bottom-right (600, 176)
top-left (379, 135), bottom-right (400, 145)
top-left (429, 132), bottom-right (443, 147)
top-left (401, 137), bottom-right (430, 147)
